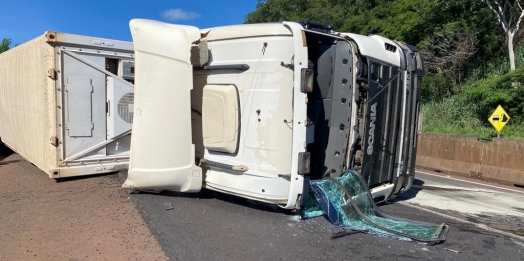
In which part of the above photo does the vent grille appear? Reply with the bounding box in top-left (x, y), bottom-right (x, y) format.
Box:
top-left (385, 43), bottom-right (397, 53)
top-left (118, 93), bottom-right (134, 124)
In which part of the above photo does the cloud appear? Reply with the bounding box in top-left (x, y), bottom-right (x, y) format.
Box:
top-left (162, 9), bottom-right (201, 21)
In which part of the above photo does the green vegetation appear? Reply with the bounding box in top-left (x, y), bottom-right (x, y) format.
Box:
top-left (0, 38), bottom-right (11, 53)
top-left (423, 53), bottom-right (524, 139)
top-left (422, 97), bottom-right (524, 139)
top-left (246, 0), bottom-right (524, 139)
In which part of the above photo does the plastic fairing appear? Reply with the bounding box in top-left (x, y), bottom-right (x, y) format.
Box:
top-left (340, 33), bottom-right (401, 67)
top-left (122, 19), bottom-right (203, 192)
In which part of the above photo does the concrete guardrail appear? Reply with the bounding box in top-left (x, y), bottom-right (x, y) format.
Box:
top-left (416, 133), bottom-right (524, 186)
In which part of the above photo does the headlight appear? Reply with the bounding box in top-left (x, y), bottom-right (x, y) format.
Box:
top-left (301, 68), bottom-right (314, 93)
top-left (298, 152), bottom-right (311, 175)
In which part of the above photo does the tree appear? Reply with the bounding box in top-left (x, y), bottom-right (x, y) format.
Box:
top-left (244, 0), bottom-right (395, 29)
top-left (422, 28), bottom-right (479, 87)
top-left (481, 0), bottom-right (524, 71)
top-left (0, 38), bottom-right (11, 53)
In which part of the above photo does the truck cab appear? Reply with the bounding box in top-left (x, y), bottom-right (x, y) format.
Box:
top-left (122, 19), bottom-right (423, 209)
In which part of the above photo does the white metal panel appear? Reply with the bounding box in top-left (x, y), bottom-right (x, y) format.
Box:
top-left (202, 84), bottom-right (239, 154)
top-left (340, 33), bottom-right (401, 67)
top-left (66, 77), bottom-right (93, 137)
top-left (189, 22), bottom-right (300, 206)
top-left (54, 47), bottom-right (136, 168)
top-left (204, 23), bottom-right (292, 42)
top-left (281, 21), bottom-right (309, 209)
top-left (123, 19), bottom-right (203, 192)
top-left (204, 172), bottom-right (291, 204)
top-left (107, 77), bottom-right (134, 138)
top-left (61, 51), bottom-right (107, 159)
top-left (47, 31), bottom-right (134, 52)
top-left (57, 49), bottom-right (135, 165)
top-left (195, 35), bottom-right (295, 178)
top-left (106, 134), bottom-right (131, 157)
top-left (0, 34), bottom-right (56, 174)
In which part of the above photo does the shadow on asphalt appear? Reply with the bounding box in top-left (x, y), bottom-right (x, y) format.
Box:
top-left (0, 142), bottom-right (14, 162)
top-left (130, 177), bottom-right (428, 216)
top-left (0, 159), bottom-right (22, 166)
top-left (379, 179), bottom-right (425, 206)
top-left (118, 167), bottom-right (288, 214)
top-left (132, 188), bottom-right (292, 214)
top-left (55, 172), bottom-right (121, 183)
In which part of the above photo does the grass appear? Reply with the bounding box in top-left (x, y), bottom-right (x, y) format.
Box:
top-left (421, 97), bottom-right (524, 139)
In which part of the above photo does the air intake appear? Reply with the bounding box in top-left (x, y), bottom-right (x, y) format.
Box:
top-left (385, 43), bottom-right (397, 53)
top-left (118, 93), bottom-right (134, 124)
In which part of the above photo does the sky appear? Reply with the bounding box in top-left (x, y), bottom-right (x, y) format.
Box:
top-left (0, 0), bottom-right (258, 45)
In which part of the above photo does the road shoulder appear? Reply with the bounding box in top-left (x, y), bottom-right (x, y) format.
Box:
top-left (0, 153), bottom-right (168, 261)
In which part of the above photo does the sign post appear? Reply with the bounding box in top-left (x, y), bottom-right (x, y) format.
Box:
top-left (488, 105), bottom-right (511, 138)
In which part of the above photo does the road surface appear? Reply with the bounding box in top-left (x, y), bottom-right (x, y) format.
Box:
top-left (131, 170), bottom-right (524, 261)
top-left (2, 142), bottom-right (523, 261)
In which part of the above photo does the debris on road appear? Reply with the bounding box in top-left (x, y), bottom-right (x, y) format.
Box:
top-left (331, 229), bottom-right (363, 239)
top-left (301, 170), bottom-right (449, 244)
top-left (444, 248), bottom-right (460, 253)
top-left (163, 202), bottom-right (174, 211)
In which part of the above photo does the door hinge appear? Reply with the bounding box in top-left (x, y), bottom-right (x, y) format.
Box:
top-left (50, 136), bottom-right (59, 147)
top-left (47, 68), bottom-right (56, 80)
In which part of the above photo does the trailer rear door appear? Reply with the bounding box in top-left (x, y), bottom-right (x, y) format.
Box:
top-left (59, 50), bottom-right (135, 164)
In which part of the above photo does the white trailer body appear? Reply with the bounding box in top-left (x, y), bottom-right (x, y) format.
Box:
top-left (124, 20), bottom-right (424, 209)
top-left (0, 31), bottom-right (135, 178)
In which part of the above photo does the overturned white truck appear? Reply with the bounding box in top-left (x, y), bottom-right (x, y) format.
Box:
top-left (123, 19), bottom-right (424, 209)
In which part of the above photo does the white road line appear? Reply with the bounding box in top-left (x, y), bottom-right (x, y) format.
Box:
top-left (416, 170), bottom-right (524, 195)
top-left (399, 202), bottom-right (524, 242)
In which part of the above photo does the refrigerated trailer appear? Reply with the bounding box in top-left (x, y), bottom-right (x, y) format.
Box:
top-left (0, 31), bottom-right (135, 178)
top-left (123, 19), bottom-right (424, 209)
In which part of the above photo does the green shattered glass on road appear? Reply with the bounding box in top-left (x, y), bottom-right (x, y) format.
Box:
top-left (301, 170), bottom-right (448, 244)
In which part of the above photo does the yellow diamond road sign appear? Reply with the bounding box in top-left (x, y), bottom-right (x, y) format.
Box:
top-left (488, 105), bottom-right (510, 133)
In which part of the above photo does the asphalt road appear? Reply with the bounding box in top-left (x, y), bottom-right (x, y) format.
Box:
top-left (3, 141), bottom-right (522, 261)
top-left (129, 171), bottom-right (524, 261)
